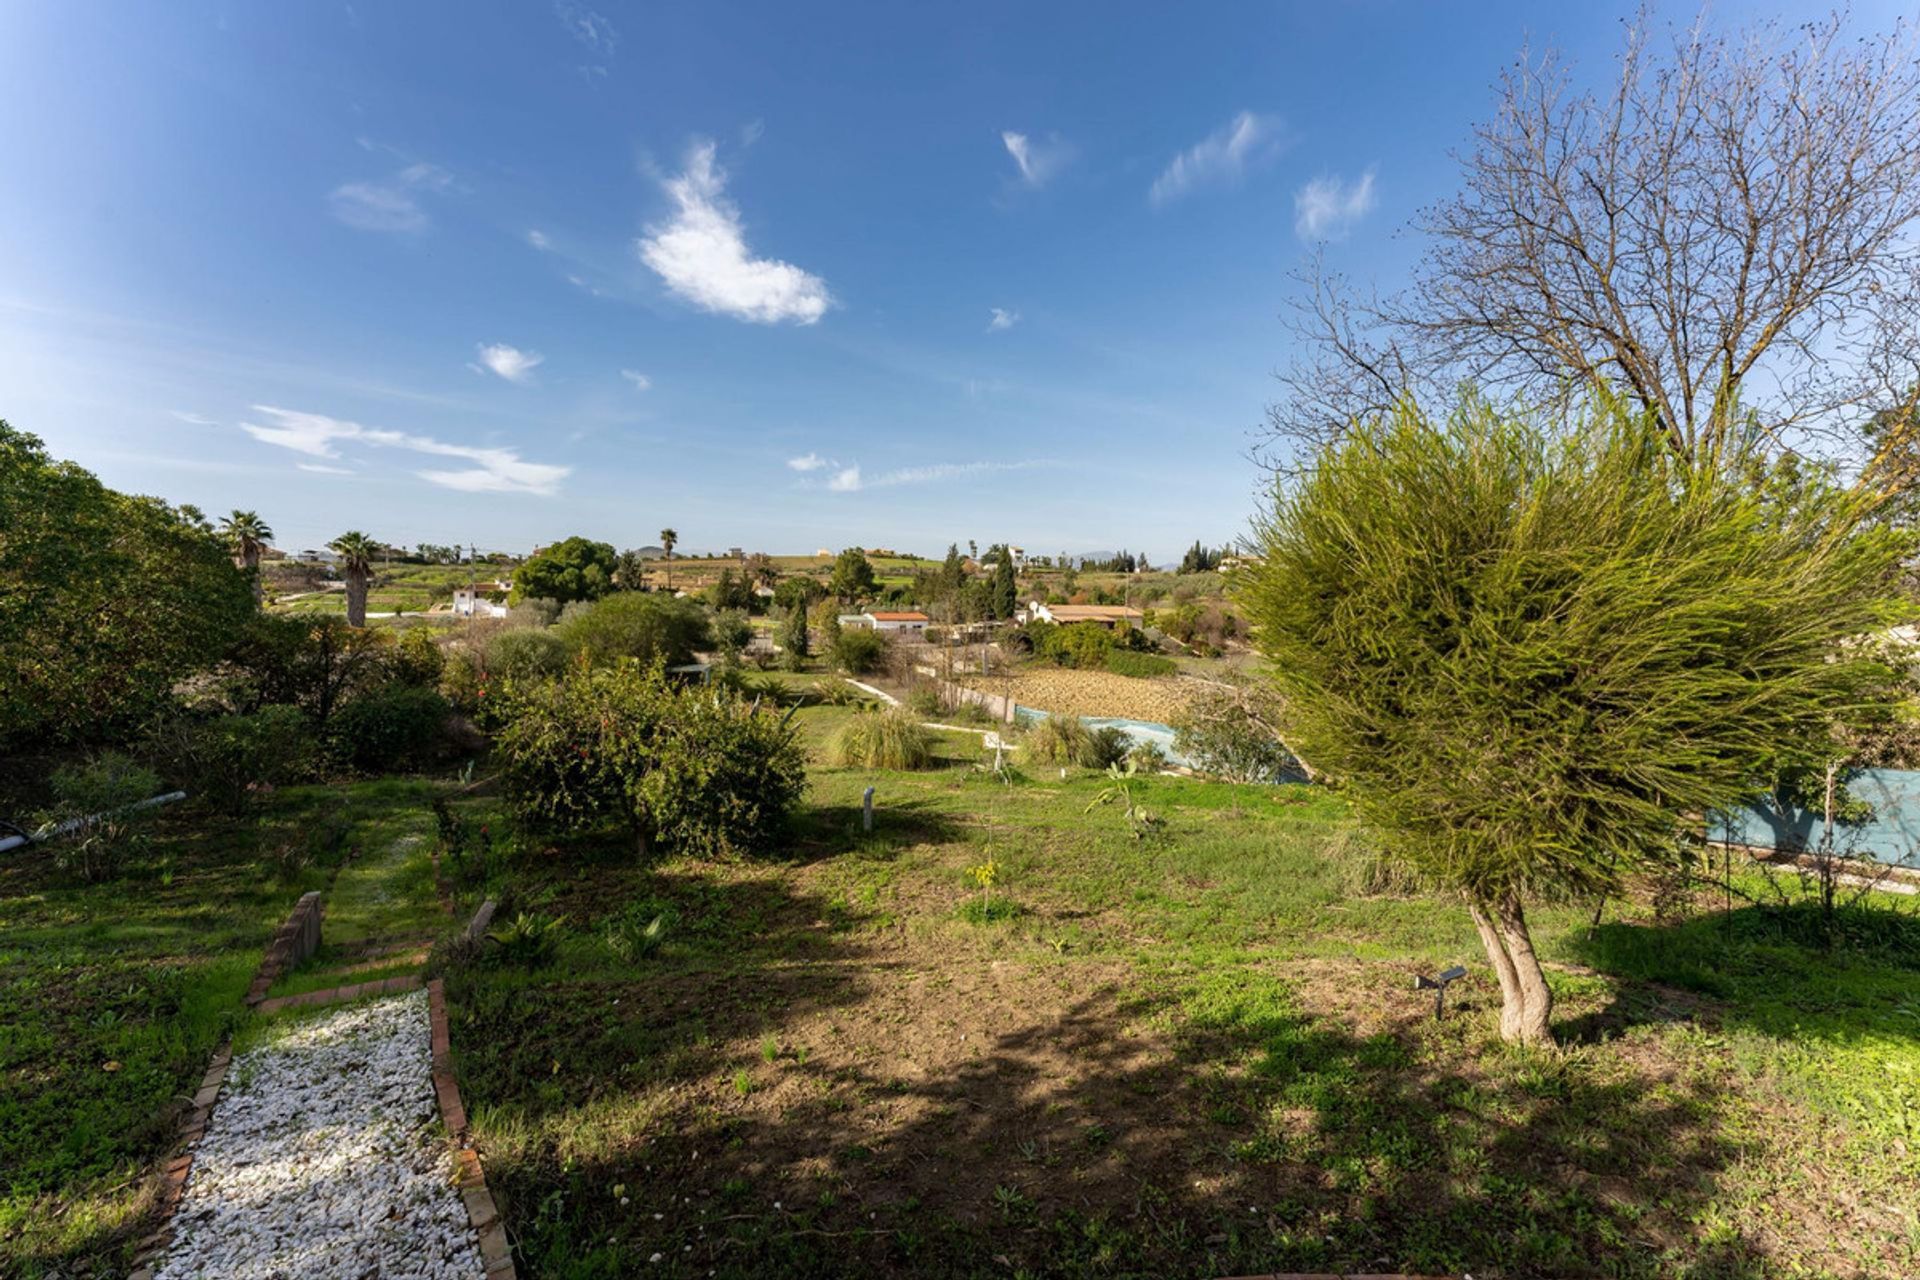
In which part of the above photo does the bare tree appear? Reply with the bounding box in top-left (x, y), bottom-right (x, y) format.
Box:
top-left (1267, 10), bottom-right (1920, 479)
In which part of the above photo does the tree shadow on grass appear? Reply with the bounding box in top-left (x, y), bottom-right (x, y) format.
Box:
top-left (462, 944), bottom-right (1777, 1280)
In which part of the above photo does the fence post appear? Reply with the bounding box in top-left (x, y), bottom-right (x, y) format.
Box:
top-left (862, 786), bottom-right (875, 832)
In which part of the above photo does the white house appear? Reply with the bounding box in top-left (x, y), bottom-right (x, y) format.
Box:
top-left (845, 610), bottom-right (930, 634)
top-left (1026, 602), bottom-right (1144, 630)
top-left (451, 587), bottom-right (508, 619)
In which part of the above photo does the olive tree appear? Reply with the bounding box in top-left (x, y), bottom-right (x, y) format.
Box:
top-left (1236, 395), bottom-right (1912, 1044)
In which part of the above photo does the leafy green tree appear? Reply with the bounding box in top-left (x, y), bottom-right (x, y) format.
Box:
top-left (940, 543), bottom-right (966, 594)
top-left (707, 567), bottom-right (753, 611)
top-left (220, 510), bottom-right (274, 602)
top-left (773, 575), bottom-right (824, 612)
top-left (778, 603), bottom-right (811, 670)
top-left (553, 593), bottom-right (711, 669)
top-left (742, 551), bottom-right (778, 590)
top-left (329, 531), bottom-right (379, 627)
top-left (1235, 396), bottom-right (1912, 1045)
top-left (990, 545), bottom-right (1018, 619)
top-left (511, 536), bottom-right (617, 607)
top-left (614, 547), bottom-right (652, 591)
top-left (0, 422), bottom-right (254, 748)
top-left (829, 547), bottom-right (877, 602)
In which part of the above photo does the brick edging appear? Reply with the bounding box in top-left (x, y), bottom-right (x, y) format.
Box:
top-left (127, 1041), bottom-right (234, 1279)
top-left (244, 891), bottom-right (324, 1007)
top-left (254, 973), bottom-right (423, 1015)
top-left (430, 978), bottom-right (515, 1279)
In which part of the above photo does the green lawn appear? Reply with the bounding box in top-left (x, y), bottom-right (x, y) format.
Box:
top-left (435, 701), bottom-right (1920, 1279)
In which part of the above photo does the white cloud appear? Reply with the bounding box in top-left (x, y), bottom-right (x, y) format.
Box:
top-left (553, 1), bottom-right (617, 54)
top-left (1149, 111), bottom-right (1282, 206)
top-left (527, 228), bottom-right (551, 250)
top-left (1294, 168), bottom-right (1378, 241)
top-left (818, 459), bottom-right (1048, 493)
top-left (988, 307), bottom-right (1019, 332)
top-left (328, 162), bottom-right (454, 233)
top-left (475, 343), bottom-right (544, 384)
top-left (638, 141), bottom-right (833, 325)
top-left (240, 405), bottom-right (569, 496)
top-left (169, 410), bottom-right (217, 426)
top-left (787, 452), bottom-right (832, 472)
top-left (297, 462), bottom-right (355, 475)
top-left (621, 369), bottom-right (652, 391)
top-left (1001, 131), bottom-right (1070, 188)
top-left (740, 119), bottom-right (765, 147)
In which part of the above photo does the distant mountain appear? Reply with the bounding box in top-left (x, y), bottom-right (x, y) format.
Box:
top-left (633, 546), bottom-right (666, 559)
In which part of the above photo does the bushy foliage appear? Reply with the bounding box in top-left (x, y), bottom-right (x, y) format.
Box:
top-left (389, 627), bottom-right (446, 688)
top-left (149, 705), bottom-right (318, 812)
top-left (494, 663), bottom-right (805, 857)
top-left (1173, 687), bottom-right (1300, 783)
top-left (828, 547), bottom-right (877, 601)
top-left (554, 593), bottom-right (711, 669)
top-left (45, 753), bottom-right (163, 882)
top-left (1, 423), bottom-right (255, 750)
top-left (324, 685), bottom-right (450, 773)
top-left (1019, 716), bottom-right (1128, 769)
top-left (830, 626), bottom-right (888, 675)
top-left (510, 536), bottom-right (617, 605)
top-left (1104, 649), bottom-right (1176, 678)
top-left (1235, 394), bottom-right (1914, 1041)
top-left (778, 604), bottom-right (811, 670)
top-left (223, 614), bottom-right (392, 724)
top-left (832, 707), bottom-right (936, 770)
top-left (773, 575), bottom-right (824, 612)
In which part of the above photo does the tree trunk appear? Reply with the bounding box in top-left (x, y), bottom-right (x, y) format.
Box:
top-left (1466, 891), bottom-right (1554, 1046)
top-left (346, 569), bottom-right (368, 627)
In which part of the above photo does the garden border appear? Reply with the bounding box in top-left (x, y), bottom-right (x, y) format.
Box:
top-left (431, 977), bottom-right (516, 1279)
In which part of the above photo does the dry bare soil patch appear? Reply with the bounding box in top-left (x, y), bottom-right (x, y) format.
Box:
top-left (963, 666), bottom-right (1198, 723)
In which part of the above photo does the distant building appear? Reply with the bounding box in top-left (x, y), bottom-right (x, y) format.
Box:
top-left (816, 548), bottom-right (834, 558)
top-left (451, 588), bottom-right (508, 619)
top-left (1027, 603), bottom-right (1144, 630)
top-left (847, 610), bottom-right (930, 634)
top-left (290, 549), bottom-right (338, 565)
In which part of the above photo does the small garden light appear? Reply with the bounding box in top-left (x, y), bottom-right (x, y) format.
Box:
top-left (1414, 965), bottom-right (1469, 1020)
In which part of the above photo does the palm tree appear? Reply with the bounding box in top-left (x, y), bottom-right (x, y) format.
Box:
top-left (329, 531), bottom-right (378, 627)
top-left (659, 527), bottom-right (678, 590)
top-left (220, 510), bottom-right (273, 603)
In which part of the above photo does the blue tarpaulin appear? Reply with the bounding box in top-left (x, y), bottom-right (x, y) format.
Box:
top-left (1709, 767), bottom-right (1920, 870)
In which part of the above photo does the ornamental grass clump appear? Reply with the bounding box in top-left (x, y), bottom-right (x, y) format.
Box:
top-left (832, 706), bottom-right (935, 770)
top-left (1235, 393), bottom-right (1913, 1044)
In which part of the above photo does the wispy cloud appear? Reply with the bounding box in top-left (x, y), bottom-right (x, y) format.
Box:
top-left (1001, 130), bottom-right (1071, 188)
top-left (818, 460), bottom-right (1049, 493)
top-left (1149, 111), bottom-right (1282, 206)
top-left (526, 228), bottom-right (551, 250)
top-left (297, 462), bottom-right (355, 476)
top-left (787, 452), bottom-right (832, 472)
top-left (987, 307), bottom-right (1019, 332)
top-left (1294, 168), bottom-right (1377, 241)
top-left (169, 410), bottom-right (217, 426)
top-left (638, 141), bottom-right (832, 325)
top-left (474, 343), bottom-right (544, 384)
top-left (329, 162), bottom-right (454, 233)
top-left (553, 1), bottom-right (617, 55)
top-left (621, 369), bottom-right (652, 391)
top-left (240, 405), bottom-right (570, 495)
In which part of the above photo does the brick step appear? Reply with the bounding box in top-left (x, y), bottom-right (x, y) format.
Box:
top-left (255, 973), bottom-right (424, 1015)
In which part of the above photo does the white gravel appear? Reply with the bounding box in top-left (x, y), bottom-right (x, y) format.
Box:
top-left (154, 989), bottom-right (484, 1280)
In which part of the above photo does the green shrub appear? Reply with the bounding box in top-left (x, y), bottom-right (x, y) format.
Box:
top-left (604, 911), bottom-right (668, 962)
top-left (555, 593), bottom-right (710, 668)
top-left (484, 628), bottom-right (569, 682)
top-left (45, 753), bottom-right (162, 882)
top-left (906, 687), bottom-right (944, 716)
top-left (811, 678), bottom-right (868, 707)
top-left (489, 911), bottom-right (565, 966)
top-left (1126, 739), bottom-right (1169, 771)
top-left (832, 707), bottom-right (936, 770)
top-left (1022, 716), bottom-right (1129, 769)
top-left (494, 662), bottom-right (805, 857)
top-left (389, 627), bottom-right (446, 687)
top-left (1105, 649), bottom-right (1176, 678)
top-left (1084, 726), bottom-right (1132, 769)
top-left (325, 686), bottom-right (450, 773)
top-left (830, 626), bottom-right (888, 675)
top-left (1173, 689), bottom-right (1300, 783)
top-left (148, 705), bottom-right (318, 812)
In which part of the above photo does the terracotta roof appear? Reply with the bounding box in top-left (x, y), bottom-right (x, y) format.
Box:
top-left (1042, 604), bottom-right (1143, 623)
top-left (867, 611), bottom-right (929, 622)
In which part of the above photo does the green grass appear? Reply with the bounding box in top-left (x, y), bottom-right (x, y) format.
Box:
top-left (438, 703), bottom-right (1920, 1279)
top-left (0, 781), bottom-right (449, 1276)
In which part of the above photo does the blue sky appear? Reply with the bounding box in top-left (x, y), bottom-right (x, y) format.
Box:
top-left (1, 1), bottom-right (1898, 563)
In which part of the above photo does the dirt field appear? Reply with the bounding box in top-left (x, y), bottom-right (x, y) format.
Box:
top-left (963, 665), bottom-right (1199, 722)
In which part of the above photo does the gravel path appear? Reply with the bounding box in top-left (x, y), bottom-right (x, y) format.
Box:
top-left (154, 989), bottom-right (483, 1280)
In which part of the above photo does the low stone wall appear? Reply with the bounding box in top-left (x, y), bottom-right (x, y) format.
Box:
top-left (244, 891), bottom-right (323, 1007)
